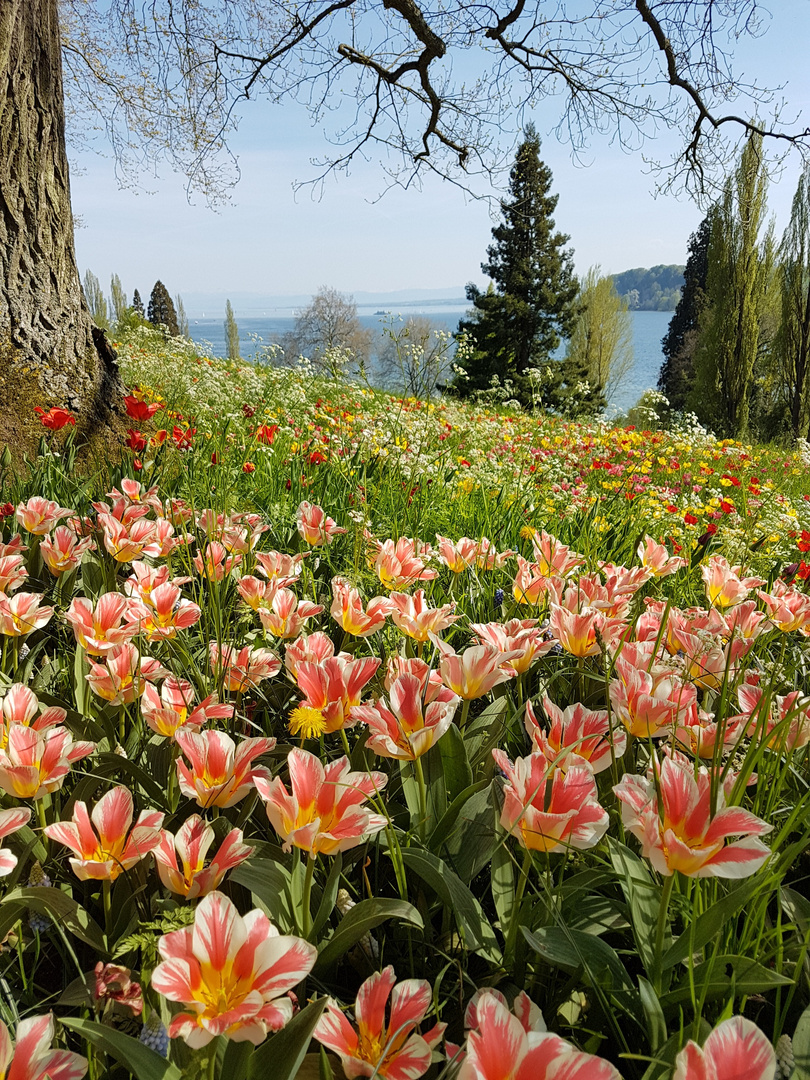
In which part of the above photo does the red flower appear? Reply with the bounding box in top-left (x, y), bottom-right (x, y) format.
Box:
top-left (123, 395), bottom-right (162, 421)
top-left (684, 513), bottom-right (698, 525)
top-left (34, 407), bottom-right (75, 430)
top-left (242, 403), bottom-right (256, 418)
top-left (171, 426), bottom-right (195, 450)
top-left (798, 530), bottom-right (810, 553)
top-left (256, 424), bottom-right (278, 445)
top-left (152, 430), bottom-right (168, 445)
top-left (719, 500), bottom-right (735, 514)
top-left (242, 461), bottom-right (256, 474)
top-left (125, 430), bottom-right (147, 452)
top-left (798, 562), bottom-right (810, 581)
top-left (0, 504), bottom-right (13, 519)
top-left (210, 452), bottom-right (220, 465)
top-left (308, 450), bottom-right (327, 465)
top-left (666, 504), bottom-right (678, 513)
top-left (706, 522), bottom-right (718, 535)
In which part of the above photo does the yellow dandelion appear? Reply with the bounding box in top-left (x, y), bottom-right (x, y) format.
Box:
top-left (288, 705), bottom-right (328, 742)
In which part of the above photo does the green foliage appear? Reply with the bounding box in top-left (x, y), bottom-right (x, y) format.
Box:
top-left (566, 266), bottom-right (634, 402)
top-left (83, 269), bottom-right (109, 330)
top-left (611, 266), bottom-right (685, 311)
top-left (225, 299), bottom-right (240, 360)
top-left (147, 280), bottom-right (180, 337)
top-left (453, 125), bottom-right (583, 412)
top-left (659, 213), bottom-right (713, 411)
top-left (774, 164), bottom-right (810, 439)
top-left (110, 273), bottom-right (128, 326)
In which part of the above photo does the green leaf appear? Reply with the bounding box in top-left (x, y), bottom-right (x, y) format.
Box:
top-left (220, 1038), bottom-right (255, 1080)
top-left (438, 724), bottom-right (473, 802)
top-left (438, 784), bottom-right (498, 884)
top-left (791, 1003), bottom-right (810, 1079)
top-left (61, 1018), bottom-right (182, 1080)
top-left (465, 697), bottom-right (510, 770)
top-left (3, 886), bottom-right (106, 951)
top-left (490, 838), bottom-right (515, 931)
top-left (73, 643), bottom-right (88, 717)
top-left (660, 954), bottom-right (792, 1010)
top-left (231, 859), bottom-right (295, 932)
top-left (311, 852), bottom-right (342, 941)
top-left (429, 779), bottom-right (489, 854)
top-left (95, 753), bottom-right (169, 810)
top-left (248, 998), bottom-right (327, 1080)
top-left (638, 976), bottom-right (667, 1052)
top-left (661, 876), bottom-right (764, 971)
top-left (608, 838), bottom-right (661, 975)
top-left (400, 847), bottom-right (501, 962)
top-left (314, 898), bottom-right (423, 973)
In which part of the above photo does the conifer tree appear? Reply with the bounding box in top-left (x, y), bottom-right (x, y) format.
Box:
top-left (110, 273), bottom-right (127, 327)
top-left (132, 289), bottom-right (145, 317)
top-left (83, 269), bottom-right (109, 330)
top-left (689, 134), bottom-right (771, 437)
top-left (147, 281), bottom-right (179, 336)
top-left (225, 300), bottom-right (240, 360)
top-left (659, 211), bottom-right (713, 410)
top-left (453, 125), bottom-right (580, 411)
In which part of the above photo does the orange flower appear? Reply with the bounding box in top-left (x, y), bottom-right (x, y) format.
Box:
top-left (34, 406), bottom-right (75, 430)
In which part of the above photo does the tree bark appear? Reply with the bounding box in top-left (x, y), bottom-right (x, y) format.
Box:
top-left (0, 0), bottom-right (125, 458)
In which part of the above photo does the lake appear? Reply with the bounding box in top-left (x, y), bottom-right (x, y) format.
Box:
top-left (186, 307), bottom-right (670, 413)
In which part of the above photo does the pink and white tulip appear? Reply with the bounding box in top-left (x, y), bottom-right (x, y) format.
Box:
top-left (673, 1016), bottom-right (775, 1080)
top-left (0, 593), bottom-right (54, 637)
top-left (257, 587), bottom-right (323, 639)
top-left (330, 577), bottom-right (394, 637)
top-left (0, 807), bottom-right (32, 876)
top-left (85, 644), bottom-right (167, 705)
top-left (64, 594), bottom-right (142, 655)
top-left (141, 677), bottom-right (233, 739)
top-left (15, 496), bottom-right (73, 535)
top-left (525, 696), bottom-right (625, 773)
top-left (127, 582), bottom-right (201, 641)
top-left (389, 590), bottom-right (459, 643)
top-left (151, 890), bottom-right (316, 1047)
top-left (431, 636), bottom-right (520, 700)
top-left (154, 816), bottom-right (254, 898)
top-left (0, 1014), bottom-right (87, 1080)
top-left (40, 526), bottom-right (94, 576)
top-left (0, 725), bottom-right (94, 800)
top-left (296, 501), bottom-right (346, 546)
top-left (295, 655), bottom-right (380, 733)
top-left (209, 641), bottom-right (281, 692)
top-left (352, 672), bottom-right (459, 760)
top-left (175, 729), bottom-right (275, 809)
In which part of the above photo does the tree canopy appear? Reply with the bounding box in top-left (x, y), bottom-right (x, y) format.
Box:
top-left (60, 0), bottom-right (810, 203)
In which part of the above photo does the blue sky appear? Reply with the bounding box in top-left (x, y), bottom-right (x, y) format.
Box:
top-left (69, 1), bottom-right (810, 309)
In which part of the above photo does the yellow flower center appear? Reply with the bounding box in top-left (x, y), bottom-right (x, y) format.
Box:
top-left (288, 705), bottom-right (328, 742)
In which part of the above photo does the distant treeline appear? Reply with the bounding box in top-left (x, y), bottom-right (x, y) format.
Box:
top-left (610, 265), bottom-right (685, 311)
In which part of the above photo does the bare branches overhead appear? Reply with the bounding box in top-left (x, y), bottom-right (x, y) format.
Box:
top-left (59, 0), bottom-right (809, 203)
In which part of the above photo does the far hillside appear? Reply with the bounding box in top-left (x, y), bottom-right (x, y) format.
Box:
top-left (610, 265), bottom-right (685, 310)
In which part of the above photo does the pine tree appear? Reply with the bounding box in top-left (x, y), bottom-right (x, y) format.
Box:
top-left (147, 281), bottom-right (179, 336)
top-left (225, 300), bottom-right (240, 360)
top-left (659, 212), bottom-right (713, 410)
top-left (453, 125), bottom-right (579, 410)
top-left (689, 134), bottom-right (771, 437)
top-left (132, 289), bottom-right (145, 317)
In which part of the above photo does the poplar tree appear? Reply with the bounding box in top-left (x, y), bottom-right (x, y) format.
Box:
top-left (689, 134), bottom-right (771, 437)
top-left (225, 300), bottom-right (240, 360)
top-left (147, 281), bottom-right (179, 336)
top-left (176, 295), bottom-right (189, 337)
top-left (566, 267), bottom-right (633, 404)
top-left (453, 125), bottom-right (580, 410)
top-left (109, 273), bottom-right (127, 326)
top-left (83, 270), bottom-right (109, 330)
top-left (775, 164), bottom-right (810, 439)
top-left (659, 211), bottom-right (713, 410)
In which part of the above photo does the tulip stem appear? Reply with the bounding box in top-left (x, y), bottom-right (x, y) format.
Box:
top-left (413, 756), bottom-right (428, 841)
top-left (505, 849), bottom-right (533, 960)
top-left (102, 879), bottom-right (112, 944)
top-left (206, 1045), bottom-right (218, 1080)
top-left (301, 854), bottom-right (315, 939)
top-left (653, 873), bottom-right (676, 993)
top-left (340, 728), bottom-right (352, 759)
top-left (459, 699), bottom-right (470, 731)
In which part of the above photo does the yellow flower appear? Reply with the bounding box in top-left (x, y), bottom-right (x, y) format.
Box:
top-left (288, 705), bottom-right (328, 742)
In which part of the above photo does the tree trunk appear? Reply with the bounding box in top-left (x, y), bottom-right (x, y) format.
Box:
top-left (0, 0), bottom-right (125, 458)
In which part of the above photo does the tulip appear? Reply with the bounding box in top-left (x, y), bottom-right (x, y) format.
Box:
top-left (457, 993), bottom-right (620, 1080)
top-left (253, 548), bottom-right (304, 585)
top-left (758, 580), bottom-right (810, 634)
top-left (445, 988), bottom-right (546, 1065)
top-left (35, 406), bottom-right (76, 431)
top-left (85, 644), bottom-right (167, 706)
top-left (285, 631), bottom-right (339, 680)
top-left (65, 593), bottom-right (142, 655)
top-left (314, 966), bottom-right (445, 1080)
top-left (255, 747), bottom-right (387, 857)
top-left (613, 754), bottom-right (772, 877)
top-left (44, 786), bottom-right (164, 881)
top-left (154, 816), bottom-right (253, 898)
top-left (352, 672), bottom-right (459, 760)
top-left (493, 748), bottom-right (609, 854)
top-left (175, 729), bottom-right (276, 808)
top-left (209, 641), bottom-right (281, 692)
top-left (471, 619), bottom-right (554, 675)
top-left (734, 683), bottom-right (810, 751)
top-left (127, 582), bottom-right (202, 641)
top-left (701, 555), bottom-right (764, 609)
top-left (435, 535), bottom-right (483, 572)
top-left (97, 513), bottom-right (160, 562)
top-left (368, 536), bottom-right (437, 590)
top-left (0, 1014), bottom-right (87, 1080)
top-left (0, 684), bottom-right (65, 734)
top-left (296, 501), bottom-right (346, 545)
top-left (673, 1016), bottom-right (776, 1080)
top-left (609, 655), bottom-right (697, 738)
top-left (151, 890), bottom-right (316, 1047)
top-left (430, 635), bottom-right (520, 700)
top-left (94, 963), bottom-right (143, 1015)
top-left (0, 725), bottom-right (94, 800)
top-left (529, 530), bottom-right (584, 577)
top-left (0, 554), bottom-right (27, 594)
top-left (193, 540), bottom-right (242, 581)
top-left (40, 526), bottom-right (94, 576)
top-left (295, 655), bottom-right (380, 733)
top-left (123, 560), bottom-right (189, 604)
top-left (15, 496), bottom-right (72, 535)
top-left (387, 589), bottom-right (459, 643)
top-left (141, 677), bottom-right (232, 739)
top-left (257, 588), bottom-right (323, 639)
top-left (637, 535), bottom-right (687, 577)
top-left (512, 556), bottom-right (556, 606)
top-left (525, 696), bottom-right (625, 773)
top-left (0, 593), bottom-right (55, 637)
top-left (548, 604), bottom-right (624, 659)
top-left (330, 576), bottom-right (394, 636)
top-left (0, 807), bottom-right (32, 876)
top-left (384, 656), bottom-right (456, 704)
